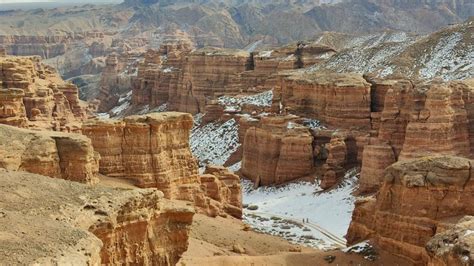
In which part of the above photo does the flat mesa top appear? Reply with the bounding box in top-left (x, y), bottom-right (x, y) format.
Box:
top-left (286, 71), bottom-right (371, 87)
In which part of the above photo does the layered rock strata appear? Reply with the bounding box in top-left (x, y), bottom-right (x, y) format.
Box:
top-left (0, 170), bottom-right (194, 265)
top-left (359, 79), bottom-right (474, 193)
top-left (0, 124), bottom-right (99, 184)
top-left (83, 112), bottom-right (197, 192)
top-left (347, 156), bottom-right (474, 265)
top-left (277, 72), bottom-right (372, 130)
top-left (83, 112), bottom-right (242, 218)
top-left (241, 115), bottom-right (314, 186)
top-left (0, 56), bottom-right (88, 131)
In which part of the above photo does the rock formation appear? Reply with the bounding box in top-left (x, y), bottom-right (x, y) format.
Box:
top-left (426, 216), bottom-right (474, 266)
top-left (241, 115), bottom-right (314, 186)
top-left (83, 112), bottom-right (242, 218)
top-left (277, 72), bottom-right (372, 130)
top-left (358, 79), bottom-right (474, 193)
top-left (0, 56), bottom-right (88, 131)
top-left (0, 35), bottom-right (69, 59)
top-left (83, 112), bottom-right (197, 191)
top-left (170, 47), bottom-right (252, 114)
top-left (0, 170), bottom-right (194, 265)
top-left (0, 124), bottom-right (99, 184)
top-left (347, 156), bottom-right (474, 265)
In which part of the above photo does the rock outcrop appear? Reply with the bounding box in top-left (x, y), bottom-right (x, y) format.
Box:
top-left (426, 216), bottom-right (474, 266)
top-left (0, 35), bottom-right (69, 59)
top-left (241, 115), bottom-right (314, 186)
top-left (83, 112), bottom-right (242, 218)
top-left (347, 156), bottom-right (474, 265)
top-left (0, 170), bottom-right (194, 265)
top-left (169, 47), bottom-right (251, 114)
top-left (0, 56), bottom-right (88, 131)
top-left (83, 112), bottom-right (197, 192)
top-left (0, 124), bottom-right (99, 184)
top-left (277, 72), bottom-right (372, 130)
top-left (358, 79), bottom-right (474, 193)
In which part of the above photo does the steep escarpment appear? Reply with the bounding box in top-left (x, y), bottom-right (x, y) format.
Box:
top-left (277, 72), bottom-right (372, 130)
top-left (0, 56), bottom-right (88, 131)
top-left (347, 156), bottom-right (474, 265)
top-left (241, 115), bottom-right (314, 186)
top-left (0, 170), bottom-right (194, 265)
top-left (83, 112), bottom-right (242, 218)
top-left (359, 79), bottom-right (474, 193)
top-left (0, 124), bottom-right (99, 184)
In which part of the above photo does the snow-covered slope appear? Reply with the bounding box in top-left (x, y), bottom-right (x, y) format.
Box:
top-left (312, 19), bottom-right (474, 80)
top-left (190, 114), bottom-right (241, 169)
top-left (243, 168), bottom-right (360, 250)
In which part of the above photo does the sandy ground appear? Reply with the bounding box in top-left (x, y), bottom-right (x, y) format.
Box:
top-left (178, 214), bottom-right (413, 266)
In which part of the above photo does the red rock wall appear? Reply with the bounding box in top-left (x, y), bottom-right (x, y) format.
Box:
top-left (279, 72), bottom-right (372, 130)
top-left (241, 116), bottom-right (314, 186)
top-left (0, 124), bottom-right (99, 184)
top-left (347, 156), bottom-right (474, 265)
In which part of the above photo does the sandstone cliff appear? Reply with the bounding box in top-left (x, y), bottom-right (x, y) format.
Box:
top-left (277, 72), bottom-right (372, 130)
top-left (0, 56), bottom-right (88, 131)
top-left (347, 156), bottom-right (474, 265)
top-left (0, 170), bottom-right (194, 265)
top-left (0, 124), bottom-right (99, 184)
top-left (83, 112), bottom-right (242, 218)
top-left (241, 115), bottom-right (314, 186)
top-left (359, 79), bottom-right (474, 193)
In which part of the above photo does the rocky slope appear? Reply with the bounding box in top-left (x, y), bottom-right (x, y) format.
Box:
top-left (0, 55), bottom-right (89, 132)
top-left (312, 17), bottom-right (473, 81)
top-left (0, 124), bottom-right (99, 184)
top-left (0, 170), bottom-right (194, 265)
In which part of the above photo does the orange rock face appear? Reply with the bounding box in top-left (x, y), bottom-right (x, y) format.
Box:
top-left (359, 79), bottom-right (474, 193)
top-left (277, 72), bottom-right (372, 130)
top-left (0, 124), bottom-right (99, 184)
top-left (399, 81), bottom-right (471, 160)
top-left (83, 112), bottom-right (242, 218)
top-left (347, 156), bottom-right (474, 265)
top-left (83, 112), bottom-right (198, 193)
top-left (170, 48), bottom-right (252, 114)
top-left (241, 115), bottom-right (314, 186)
top-left (0, 56), bottom-right (88, 131)
top-left (0, 170), bottom-right (194, 265)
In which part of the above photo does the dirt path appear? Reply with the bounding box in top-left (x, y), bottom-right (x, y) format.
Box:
top-left (248, 211), bottom-right (347, 248)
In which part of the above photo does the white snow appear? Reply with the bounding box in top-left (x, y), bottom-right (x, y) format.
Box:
top-left (419, 32), bottom-right (474, 80)
top-left (243, 168), bottom-right (359, 249)
top-left (190, 115), bottom-right (240, 168)
top-left (217, 90), bottom-right (273, 112)
top-left (109, 90), bottom-right (132, 117)
top-left (259, 50), bottom-right (273, 58)
top-left (464, 230), bottom-right (474, 237)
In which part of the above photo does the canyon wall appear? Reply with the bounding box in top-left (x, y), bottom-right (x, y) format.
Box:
top-left (0, 124), bottom-right (99, 184)
top-left (277, 72), bottom-right (372, 130)
top-left (359, 79), bottom-right (474, 193)
top-left (83, 112), bottom-right (242, 218)
top-left (0, 56), bottom-right (88, 131)
top-left (241, 115), bottom-right (314, 186)
top-left (347, 155), bottom-right (474, 265)
top-left (131, 42), bottom-right (336, 115)
top-left (0, 170), bottom-right (193, 265)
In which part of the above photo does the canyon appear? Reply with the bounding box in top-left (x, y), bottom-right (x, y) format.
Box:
top-left (0, 1), bottom-right (472, 265)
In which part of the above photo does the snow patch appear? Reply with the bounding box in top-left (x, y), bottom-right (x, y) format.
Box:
top-left (190, 115), bottom-right (240, 168)
top-left (243, 169), bottom-right (359, 249)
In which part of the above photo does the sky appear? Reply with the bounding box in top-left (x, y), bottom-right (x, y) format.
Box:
top-left (0, 0), bottom-right (120, 3)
